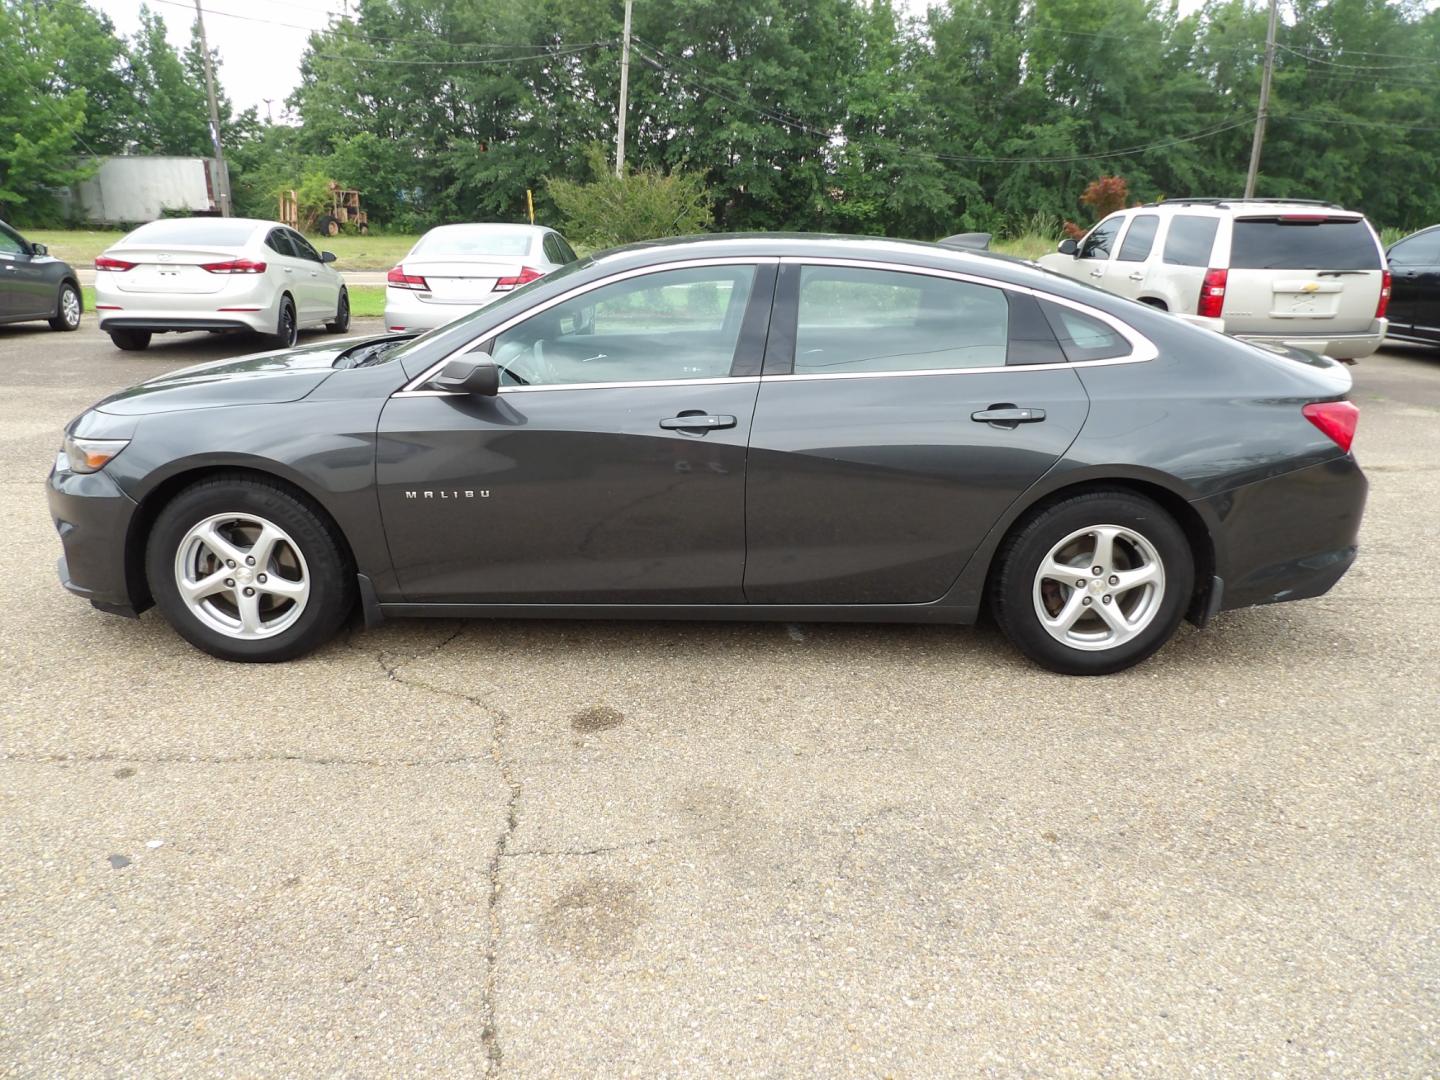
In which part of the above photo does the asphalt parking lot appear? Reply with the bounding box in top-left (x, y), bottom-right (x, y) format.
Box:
top-left (2, 319), bottom-right (1437, 1077)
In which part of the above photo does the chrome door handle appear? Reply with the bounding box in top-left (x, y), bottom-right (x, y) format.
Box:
top-left (972, 406), bottom-right (1046, 426)
top-left (659, 414), bottom-right (736, 431)
top-left (1089, 269), bottom-right (1105, 278)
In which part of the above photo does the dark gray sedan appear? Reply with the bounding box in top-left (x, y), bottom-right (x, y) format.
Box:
top-left (0, 220), bottom-right (82, 331)
top-left (47, 235), bottom-right (1366, 674)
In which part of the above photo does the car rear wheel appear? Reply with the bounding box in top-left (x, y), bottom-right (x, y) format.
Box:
top-left (271, 296), bottom-right (298, 349)
top-left (146, 476), bottom-right (355, 662)
top-left (50, 284), bottom-right (82, 331)
top-left (326, 289), bottom-right (350, 333)
top-left (990, 491), bottom-right (1193, 675)
top-left (109, 329), bottom-right (151, 351)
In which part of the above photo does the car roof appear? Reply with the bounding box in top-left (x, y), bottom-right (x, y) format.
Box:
top-left (1134, 199), bottom-right (1364, 219)
top-left (424, 223), bottom-right (552, 234)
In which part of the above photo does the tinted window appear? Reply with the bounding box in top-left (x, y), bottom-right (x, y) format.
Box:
top-left (1390, 229), bottom-right (1440, 266)
top-left (1162, 215), bottom-right (1220, 266)
top-left (288, 230), bottom-right (321, 261)
top-left (1229, 218), bottom-right (1380, 270)
top-left (1117, 215), bottom-right (1159, 262)
top-left (0, 225), bottom-right (23, 255)
top-left (265, 230), bottom-right (296, 257)
top-left (794, 267), bottom-right (1009, 373)
top-left (556, 237), bottom-right (578, 262)
top-left (1080, 217), bottom-right (1122, 260)
top-left (542, 235), bottom-right (562, 263)
top-left (1040, 301), bottom-right (1131, 363)
top-left (124, 219), bottom-right (257, 246)
top-left (487, 265), bottom-right (756, 387)
top-left (415, 228), bottom-right (534, 258)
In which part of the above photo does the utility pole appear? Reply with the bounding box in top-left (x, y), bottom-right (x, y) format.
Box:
top-left (615, 0), bottom-right (632, 177)
top-left (193, 0), bottom-right (231, 216)
top-left (1244, 0), bottom-right (1279, 199)
top-left (263, 98), bottom-right (274, 124)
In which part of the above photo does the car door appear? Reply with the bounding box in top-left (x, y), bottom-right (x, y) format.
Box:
top-left (1072, 214), bottom-right (1125, 291)
top-left (1106, 213), bottom-right (1161, 302)
top-left (376, 259), bottom-right (776, 602)
top-left (0, 223), bottom-right (49, 319)
top-left (1387, 228), bottom-right (1440, 339)
top-left (743, 261), bottom-right (1093, 604)
top-left (285, 229), bottom-right (336, 320)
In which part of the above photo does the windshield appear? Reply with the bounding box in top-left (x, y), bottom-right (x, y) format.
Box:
top-left (123, 219), bottom-right (258, 246)
top-left (1229, 218), bottom-right (1380, 270)
top-left (383, 257), bottom-right (594, 365)
top-left (412, 227), bottom-right (536, 259)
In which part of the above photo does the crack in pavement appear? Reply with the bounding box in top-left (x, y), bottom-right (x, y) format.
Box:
top-left (504, 825), bottom-right (723, 859)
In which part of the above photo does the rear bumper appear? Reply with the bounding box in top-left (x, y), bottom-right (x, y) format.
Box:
top-left (383, 287), bottom-right (499, 332)
top-left (1234, 318), bottom-right (1388, 361)
top-left (1199, 454), bottom-right (1367, 612)
top-left (47, 459), bottom-right (144, 616)
top-left (97, 316), bottom-right (261, 335)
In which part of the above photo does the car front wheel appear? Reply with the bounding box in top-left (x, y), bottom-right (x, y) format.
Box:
top-left (146, 476), bottom-right (355, 662)
top-left (990, 491), bottom-right (1193, 675)
top-left (50, 283), bottom-right (82, 331)
top-left (326, 289), bottom-right (350, 333)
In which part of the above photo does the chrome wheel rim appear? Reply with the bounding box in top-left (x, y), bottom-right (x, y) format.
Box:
top-left (61, 288), bottom-right (81, 327)
top-left (1033, 524), bottom-right (1165, 652)
top-left (174, 512), bottom-right (310, 640)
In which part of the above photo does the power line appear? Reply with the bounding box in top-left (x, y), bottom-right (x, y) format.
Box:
top-left (307, 43), bottom-right (610, 66)
top-left (1280, 113), bottom-right (1440, 133)
top-left (1276, 42), bottom-right (1438, 72)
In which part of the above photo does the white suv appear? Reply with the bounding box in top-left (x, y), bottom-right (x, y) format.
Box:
top-left (1038, 199), bottom-right (1390, 360)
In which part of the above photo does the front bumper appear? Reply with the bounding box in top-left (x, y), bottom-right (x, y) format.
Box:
top-left (383, 287), bottom-right (500, 332)
top-left (47, 458), bottom-right (144, 617)
top-left (1200, 454), bottom-right (1368, 612)
top-left (1234, 318), bottom-right (1388, 361)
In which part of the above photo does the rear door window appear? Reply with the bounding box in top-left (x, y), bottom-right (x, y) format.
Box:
top-left (1389, 230), bottom-right (1440, 266)
top-left (793, 266), bottom-right (1010, 373)
top-left (1229, 218), bottom-right (1380, 270)
top-left (1116, 215), bottom-right (1159, 262)
top-left (265, 230), bottom-right (296, 258)
top-left (1162, 216), bottom-right (1220, 266)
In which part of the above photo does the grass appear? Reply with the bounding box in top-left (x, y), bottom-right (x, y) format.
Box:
top-left (33, 229), bottom-right (418, 271)
top-left (992, 233), bottom-right (1058, 261)
top-left (82, 284), bottom-right (388, 319)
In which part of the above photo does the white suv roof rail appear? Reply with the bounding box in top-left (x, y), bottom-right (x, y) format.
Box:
top-left (1141, 197), bottom-right (1348, 210)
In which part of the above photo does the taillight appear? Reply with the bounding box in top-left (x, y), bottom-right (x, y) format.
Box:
top-left (95, 255), bottom-right (135, 272)
top-left (201, 258), bottom-right (267, 274)
top-left (387, 265), bottom-right (429, 291)
top-left (1197, 268), bottom-right (1227, 319)
top-left (1303, 401), bottom-right (1359, 453)
top-left (493, 266), bottom-right (543, 292)
top-left (1376, 269), bottom-right (1391, 319)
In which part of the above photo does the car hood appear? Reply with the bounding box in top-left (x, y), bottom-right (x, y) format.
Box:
top-left (93, 337), bottom-right (368, 415)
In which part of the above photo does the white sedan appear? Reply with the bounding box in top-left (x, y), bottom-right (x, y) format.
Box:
top-left (94, 218), bottom-right (349, 351)
top-left (384, 223), bottom-right (578, 332)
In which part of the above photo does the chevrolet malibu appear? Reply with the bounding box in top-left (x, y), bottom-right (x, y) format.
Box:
top-left (48, 235), bottom-right (1367, 675)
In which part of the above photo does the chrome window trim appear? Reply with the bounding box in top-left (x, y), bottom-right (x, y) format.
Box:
top-left (394, 375), bottom-right (762, 399)
top-left (397, 256), bottom-right (779, 394)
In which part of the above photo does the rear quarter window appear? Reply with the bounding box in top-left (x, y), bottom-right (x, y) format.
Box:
top-left (1229, 218), bottom-right (1380, 270)
top-left (1162, 216), bottom-right (1220, 266)
top-left (1040, 300), bottom-right (1131, 363)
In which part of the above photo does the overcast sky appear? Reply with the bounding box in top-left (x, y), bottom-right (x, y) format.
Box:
top-left (96, 0), bottom-right (1219, 119)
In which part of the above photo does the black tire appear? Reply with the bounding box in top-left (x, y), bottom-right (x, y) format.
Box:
top-left (145, 475), bottom-right (355, 662)
top-left (50, 282), bottom-right (82, 331)
top-left (989, 491), bottom-right (1194, 676)
top-left (109, 328), bottom-right (151, 351)
top-left (326, 288), bottom-right (350, 333)
top-left (271, 295), bottom-right (298, 349)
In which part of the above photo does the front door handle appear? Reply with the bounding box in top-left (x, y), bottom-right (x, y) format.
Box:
top-left (1128, 272), bottom-right (1145, 281)
top-left (972, 406), bottom-right (1046, 426)
top-left (1089, 268), bottom-right (1105, 278)
top-left (659, 413), bottom-right (737, 431)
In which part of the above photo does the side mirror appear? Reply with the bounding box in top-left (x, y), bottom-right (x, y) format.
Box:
top-left (434, 354), bottom-right (499, 397)
top-left (1057, 238), bottom-right (1079, 257)
top-left (321, 251), bottom-right (337, 263)
top-left (30, 242), bottom-right (48, 256)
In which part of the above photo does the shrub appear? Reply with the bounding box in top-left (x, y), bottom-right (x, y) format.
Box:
top-left (547, 145), bottom-right (712, 248)
top-left (1079, 175), bottom-right (1130, 219)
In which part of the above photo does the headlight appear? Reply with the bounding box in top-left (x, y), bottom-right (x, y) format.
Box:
top-left (63, 435), bottom-right (129, 474)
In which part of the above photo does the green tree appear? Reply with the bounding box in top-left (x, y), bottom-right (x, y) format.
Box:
top-left (128, 6), bottom-right (212, 156)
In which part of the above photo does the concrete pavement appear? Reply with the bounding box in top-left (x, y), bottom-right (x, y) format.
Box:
top-left (2, 320), bottom-right (1437, 1076)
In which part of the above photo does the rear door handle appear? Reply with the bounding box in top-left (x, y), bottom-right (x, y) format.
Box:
top-left (659, 414), bottom-right (736, 431)
top-left (1127, 272), bottom-right (1145, 281)
top-left (972, 406), bottom-right (1046, 425)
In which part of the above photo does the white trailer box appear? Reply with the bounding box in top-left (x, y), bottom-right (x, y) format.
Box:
top-left (69, 156), bottom-right (227, 225)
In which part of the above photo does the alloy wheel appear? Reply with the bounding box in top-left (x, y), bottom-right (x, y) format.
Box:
top-left (173, 512), bottom-right (310, 639)
top-left (1032, 524), bottom-right (1166, 652)
top-left (60, 288), bottom-right (81, 328)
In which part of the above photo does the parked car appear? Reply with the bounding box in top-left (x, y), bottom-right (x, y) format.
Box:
top-left (385, 223), bottom-right (577, 332)
top-left (49, 235), bottom-right (1366, 675)
top-left (93, 217), bottom-right (349, 351)
top-left (1384, 224), bottom-right (1440, 347)
top-left (0, 219), bottom-right (82, 332)
top-left (1038, 199), bottom-right (1390, 361)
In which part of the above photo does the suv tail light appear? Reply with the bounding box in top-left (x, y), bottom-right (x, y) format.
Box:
top-left (493, 266), bottom-right (543, 292)
top-left (1197, 268), bottom-right (1227, 319)
top-left (1376, 269), bottom-right (1391, 319)
top-left (387, 265), bottom-right (428, 291)
top-left (1303, 400), bottom-right (1359, 453)
top-left (201, 258), bottom-right (267, 274)
top-left (94, 256), bottom-right (136, 272)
